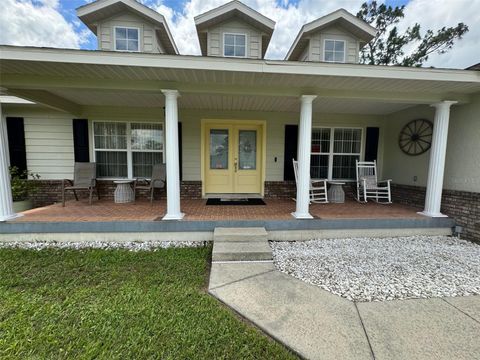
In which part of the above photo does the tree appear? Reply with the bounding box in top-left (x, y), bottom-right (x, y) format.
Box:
top-left (356, 1), bottom-right (468, 66)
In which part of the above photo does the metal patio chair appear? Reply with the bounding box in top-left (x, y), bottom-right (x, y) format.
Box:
top-left (292, 159), bottom-right (328, 203)
top-left (133, 163), bottom-right (166, 205)
top-left (355, 160), bottom-right (392, 203)
top-left (62, 162), bottom-right (98, 206)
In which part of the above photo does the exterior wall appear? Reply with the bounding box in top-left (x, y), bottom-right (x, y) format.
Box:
top-left (97, 12), bottom-right (163, 53)
top-left (383, 94), bottom-right (480, 193)
top-left (180, 109), bottom-right (385, 182)
top-left (308, 25), bottom-right (359, 63)
top-left (4, 107), bottom-right (74, 179)
top-left (206, 19), bottom-right (263, 59)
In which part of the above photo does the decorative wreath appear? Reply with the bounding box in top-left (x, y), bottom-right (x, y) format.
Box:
top-left (398, 119), bottom-right (433, 156)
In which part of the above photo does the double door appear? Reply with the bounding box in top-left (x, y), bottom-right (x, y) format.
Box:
top-left (204, 122), bottom-right (263, 194)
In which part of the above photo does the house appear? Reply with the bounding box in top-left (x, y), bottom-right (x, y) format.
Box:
top-left (0, 0), bottom-right (479, 242)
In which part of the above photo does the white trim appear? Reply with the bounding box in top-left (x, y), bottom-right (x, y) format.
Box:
top-left (223, 32), bottom-right (247, 58)
top-left (323, 39), bottom-right (346, 63)
top-left (1, 46), bottom-right (478, 84)
top-left (113, 26), bottom-right (141, 52)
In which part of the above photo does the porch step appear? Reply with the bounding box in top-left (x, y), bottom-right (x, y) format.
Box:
top-left (212, 241), bottom-right (273, 262)
top-left (213, 227), bottom-right (268, 242)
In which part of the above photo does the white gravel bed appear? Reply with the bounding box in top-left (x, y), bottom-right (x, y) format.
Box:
top-left (0, 240), bottom-right (204, 251)
top-left (271, 235), bottom-right (480, 302)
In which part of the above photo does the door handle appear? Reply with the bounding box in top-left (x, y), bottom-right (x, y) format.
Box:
top-left (234, 158), bottom-right (238, 172)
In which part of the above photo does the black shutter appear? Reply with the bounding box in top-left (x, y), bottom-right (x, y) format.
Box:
top-left (365, 127), bottom-right (380, 162)
top-left (72, 119), bottom-right (89, 162)
top-left (283, 124), bottom-right (298, 180)
top-left (178, 122), bottom-right (182, 181)
top-left (6, 117), bottom-right (27, 173)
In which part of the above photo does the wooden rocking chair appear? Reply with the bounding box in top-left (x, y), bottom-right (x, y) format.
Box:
top-left (292, 159), bottom-right (328, 203)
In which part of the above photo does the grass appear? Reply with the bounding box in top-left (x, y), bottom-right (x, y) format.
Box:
top-left (0, 245), bottom-right (297, 360)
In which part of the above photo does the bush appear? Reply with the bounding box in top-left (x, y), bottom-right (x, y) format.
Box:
top-left (10, 166), bottom-right (40, 202)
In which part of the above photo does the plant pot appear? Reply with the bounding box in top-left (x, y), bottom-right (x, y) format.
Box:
top-left (13, 199), bottom-right (34, 213)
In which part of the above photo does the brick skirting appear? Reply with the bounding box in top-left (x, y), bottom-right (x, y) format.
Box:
top-left (392, 184), bottom-right (480, 243)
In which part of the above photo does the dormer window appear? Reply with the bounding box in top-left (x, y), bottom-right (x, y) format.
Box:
top-left (115, 27), bottom-right (139, 52)
top-left (324, 39), bottom-right (345, 63)
top-left (224, 33), bottom-right (246, 57)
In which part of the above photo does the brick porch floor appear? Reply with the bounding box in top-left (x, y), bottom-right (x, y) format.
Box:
top-left (12, 199), bottom-right (424, 222)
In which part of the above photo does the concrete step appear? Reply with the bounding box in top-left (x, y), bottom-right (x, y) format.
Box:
top-left (212, 241), bottom-right (273, 262)
top-left (213, 227), bottom-right (268, 242)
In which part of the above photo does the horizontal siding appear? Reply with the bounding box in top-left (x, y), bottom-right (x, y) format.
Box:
top-left (24, 117), bottom-right (74, 179)
top-left (309, 25), bottom-right (360, 63)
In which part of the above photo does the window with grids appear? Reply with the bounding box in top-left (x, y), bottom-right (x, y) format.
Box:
top-left (311, 128), bottom-right (362, 180)
top-left (224, 33), bottom-right (246, 57)
top-left (93, 122), bottom-right (163, 178)
top-left (324, 39), bottom-right (345, 63)
top-left (115, 27), bottom-right (139, 52)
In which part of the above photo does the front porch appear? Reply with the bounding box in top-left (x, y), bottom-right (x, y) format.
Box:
top-left (12, 198), bottom-right (426, 222)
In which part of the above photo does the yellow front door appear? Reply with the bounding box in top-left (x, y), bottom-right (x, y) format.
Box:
top-left (204, 122), bottom-right (263, 195)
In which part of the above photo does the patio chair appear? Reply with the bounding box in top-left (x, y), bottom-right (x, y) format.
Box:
top-left (355, 160), bottom-right (392, 203)
top-left (62, 162), bottom-right (98, 207)
top-left (133, 164), bottom-right (166, 205)
top-left (292, 159), bottom-right (328, 203)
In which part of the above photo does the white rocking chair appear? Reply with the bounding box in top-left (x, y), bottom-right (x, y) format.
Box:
top-left (355, 160), bottom-right (392, 203)
top-left (292, 159), bottom-right (328, 203)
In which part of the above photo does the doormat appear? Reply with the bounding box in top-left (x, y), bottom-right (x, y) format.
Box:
top-left (206, 198), bottom-right (266, 206)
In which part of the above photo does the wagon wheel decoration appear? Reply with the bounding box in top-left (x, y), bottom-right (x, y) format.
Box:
top-left (398, 119), bottom-right (433, 156)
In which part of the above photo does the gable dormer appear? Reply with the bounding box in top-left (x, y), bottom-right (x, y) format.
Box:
top-left (77, 0), bottom-right (178, 54)
top-left (286, 9), bottom-right (376, 63)
top-left (194, 1), bottom-right (275, 59)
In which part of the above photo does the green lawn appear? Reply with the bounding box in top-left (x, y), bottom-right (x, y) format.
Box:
top-left (0, 246), bottom-right (297, 360)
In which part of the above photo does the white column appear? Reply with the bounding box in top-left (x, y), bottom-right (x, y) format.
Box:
top-left (292, 95), bottom-right (317, 219)
top-left (419, 100), bottom-right (457, 217)
top-left (161, 89), bottom-right (184, 220)
top-left (0, 100), bottom-right (20, 221)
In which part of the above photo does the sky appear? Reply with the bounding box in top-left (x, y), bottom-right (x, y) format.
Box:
top-left (0, 0), bottom-right (479, 69)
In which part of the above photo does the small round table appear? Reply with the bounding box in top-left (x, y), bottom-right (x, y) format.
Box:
top-left (327, 181), bottom-right (346, 203)
top-left (114, 180), bottom-right (134, 204)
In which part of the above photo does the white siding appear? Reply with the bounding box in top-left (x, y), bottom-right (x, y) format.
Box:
top-left (207, 19), bottom-right (263, 59)
top-left (308, 25), bottom-right (360, 63)
top-left (97, 12), bottom-right (164, 53)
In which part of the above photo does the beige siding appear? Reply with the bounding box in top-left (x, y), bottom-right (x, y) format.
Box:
top-left (207, 19), bottom-right (263, 59)
top-left (308, 25), bottom-right (360, 63)
top-left (180, 109), bottom-right (385, 182)
top-left (21, 116), bottom-right (74, 179)
top-left (383, 95), bottom-right (480, 193)
top-left (97, 12), bottom-right (164, 53)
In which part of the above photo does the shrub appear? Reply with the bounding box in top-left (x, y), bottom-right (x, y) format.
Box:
top-left (10, 166), bottom-right (40, 202)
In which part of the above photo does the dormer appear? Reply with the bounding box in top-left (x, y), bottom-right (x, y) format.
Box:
top-left (77, 0), bottom-right (178, 54)
top-left (286, 9), bottom-right (376, 63)
top-left (194, 1), bottom-right (275, 59)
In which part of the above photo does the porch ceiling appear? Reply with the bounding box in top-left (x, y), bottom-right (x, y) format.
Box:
top-left (1, 46), bottom-right (479, 116)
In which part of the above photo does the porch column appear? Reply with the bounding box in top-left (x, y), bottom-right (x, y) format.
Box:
top-left (0, 100), bottom-right (20, 221)
top-left (292, 95), bottom-right (317, 219)
top-left (420, 100), bottom-right (457, 217)
top-left (161, 89), bottom-right (184, 220)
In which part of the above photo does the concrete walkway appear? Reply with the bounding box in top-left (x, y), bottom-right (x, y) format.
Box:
top-left (208, 228), bottom-right (480, 360)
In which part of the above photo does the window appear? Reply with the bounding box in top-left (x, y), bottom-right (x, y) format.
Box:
top-left (324, 39), bottom-right (345, 63)
top-left (93, 121), bottom-right (163, 178)
top-left (223, 33), bottom-right (246, 57)
top-left (115, 27), bottom-right (139, 52)
top-left (311, 128), bottom-right (362, 180)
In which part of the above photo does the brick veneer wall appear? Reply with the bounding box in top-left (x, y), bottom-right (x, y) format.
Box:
top-left (392, 184), bottom-right (480, 243)
top-left (29, 180), bottom-right (203, 207)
